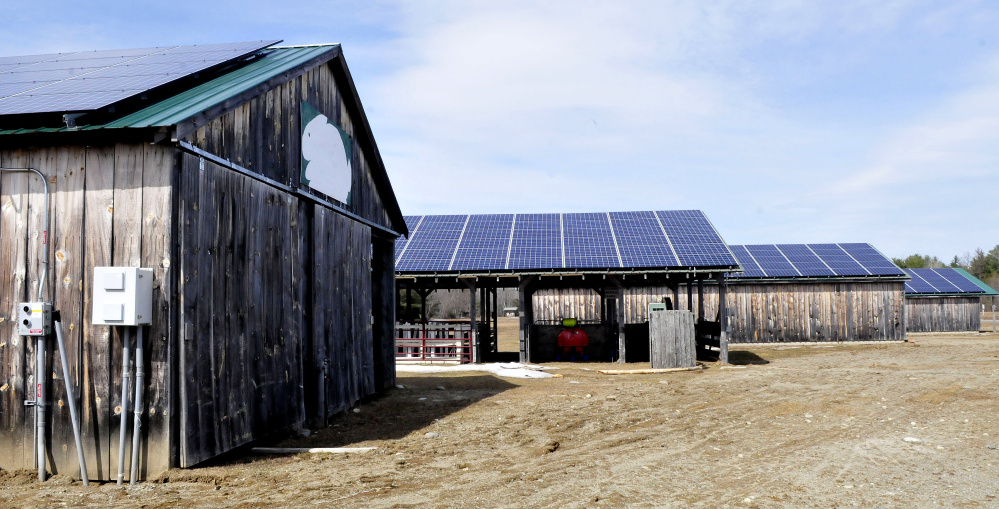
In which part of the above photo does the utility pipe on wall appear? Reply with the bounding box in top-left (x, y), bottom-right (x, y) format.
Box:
top-left (1, 167), bottom-right (51, 482)
top-left (116, 328), bottom-right (132, 486)
top-left (130, 327), bottom-right (144, 484)
top-left (54, 314), bottom-right (88, 485)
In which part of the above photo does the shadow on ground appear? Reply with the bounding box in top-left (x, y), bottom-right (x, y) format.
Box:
top-left (727, 350), bottom-right (771, 365)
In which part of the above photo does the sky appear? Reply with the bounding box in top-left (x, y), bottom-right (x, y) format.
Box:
top-left (1, 0), bottom-right (997, 261)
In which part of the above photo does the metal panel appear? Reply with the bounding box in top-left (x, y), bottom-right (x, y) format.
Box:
top-left (610, 211), bottom-right (679, 268)
top-left (728, 245), bottom-right (766, 278)
top-left (777, 244), bottom-right (835, 276)
top-left (0, 40), bottom-right (279, 114)
top-left (450, 214), bottom-right (514, 271)
top-left (657, 210), bottom-right (737, 267)
top-left (808, 244), bottom-right (868, 276)
top-left (507, 213), bottom-right (562, 270)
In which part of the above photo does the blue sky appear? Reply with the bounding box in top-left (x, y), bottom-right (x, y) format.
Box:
top-left (2, 1), bottom-right (997, 260)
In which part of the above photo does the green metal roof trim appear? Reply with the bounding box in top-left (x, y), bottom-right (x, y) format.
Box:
top-left (954, 268), bottom-right (999, 295)
top-left (106, 45), bottom-right (338, 128)
top-left (0, 45), bottom-right (337, 135)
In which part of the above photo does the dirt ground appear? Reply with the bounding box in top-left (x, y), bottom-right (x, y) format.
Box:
top-left (3, 332), bottom-right (999, 508)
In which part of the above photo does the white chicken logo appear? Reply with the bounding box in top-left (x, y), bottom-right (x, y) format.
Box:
top-left (301, 102), bottom-right (352, 204)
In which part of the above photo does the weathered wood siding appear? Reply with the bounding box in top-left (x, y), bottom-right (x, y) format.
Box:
top-left (905, 297), bottom-right (981, 332)
top-left (0, 144), bottom-right (174, 480)
top-left (183, 62), bottom-right (391, 230)
top-left (533, 282), bottom-right (906, 342)
top-left (649, 310), bottom-right (696, 369)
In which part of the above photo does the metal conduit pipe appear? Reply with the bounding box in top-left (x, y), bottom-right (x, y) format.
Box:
top-left (116, 328), bottom-right (132, 486)
top-left (0, 168), bottom-right (49, 301)
top-left (130, 327), bottom-right (144, 484)
top-left (1, 167), bottom-right (50, 482)
top-left (54, 315), bottom-right (88, 485)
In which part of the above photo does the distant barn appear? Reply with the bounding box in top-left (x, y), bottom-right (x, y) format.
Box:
top-left (902, 268), bottom-right (997, 332)
top-left (0, 41), bottom-right (404, 480)
top-left (532, 243), bottom-right (909, 344)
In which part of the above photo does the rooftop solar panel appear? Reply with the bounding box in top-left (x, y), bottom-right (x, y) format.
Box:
top-left (395, 210), bottom-right (738, 273)
top-left (839, 243), bottom-right (905, 276)
top-left (508, 213), bottom-right (563, 270)
top-left (657, 210), bottom-right (737, 267)
top-left (395, 215), bottom-right (466, 272)
top-left (776, 244), bottom-right (835, 276)
top-left (450, 214), bottom-right (514, 271)
top-left (935, 268), bottom-right (987, 293)
top-left (808, 244), bottom-right (869, 276)
top-left (728, 245), bottom-right (765, 278)
top-left (915, 268), bottom-right (962, 293)
top-left (744, 245), bottom-right (800, 277)
top-left (0, 40), bottom-right (279, 115)
top-left (609, 211), bottom-right (679, 268)
top-left (902, 268), bottom-right (993, 295)
top-left (563, 213), bottom-right (620, 268)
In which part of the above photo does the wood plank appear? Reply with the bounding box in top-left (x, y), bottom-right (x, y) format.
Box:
top-left (0, 149), bottom-right (31, 470)
top-left (48, 146), bottom-right (87, 477)
top-left (80, 145), bottom-right (115, 480)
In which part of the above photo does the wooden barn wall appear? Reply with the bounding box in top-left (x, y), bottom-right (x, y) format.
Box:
top-left (178, 154), bottom-right (380, 467)
top-left (533, 282), bottom-right (906, 342)
top-left (183, 61), bottom-right (392, 230)
top-left (0, 143), bottom-right (174, 480)
top-left (905, 297), bottom-right (981, 332)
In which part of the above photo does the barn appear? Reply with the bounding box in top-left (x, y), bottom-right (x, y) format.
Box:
top-left (0, 41), bottom-right (404, 481)
top-left (531, 243), bottom-right (910, 343)
top-left (393, 211), bottom-right (741, 364)
top-left (902, 268), bottom-right (997, 332)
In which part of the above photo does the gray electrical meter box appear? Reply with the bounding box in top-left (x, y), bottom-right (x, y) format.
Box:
top-left (92, 267), bottom-right (154, 326)
top-left (17, 302), bottom-right (52, 336)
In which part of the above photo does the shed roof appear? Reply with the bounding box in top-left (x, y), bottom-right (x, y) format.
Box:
top-left (904, 268), bottom-right (997, 296)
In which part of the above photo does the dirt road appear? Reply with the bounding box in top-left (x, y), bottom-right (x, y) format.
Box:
top-left (2, 333), bottom-right (998, 508)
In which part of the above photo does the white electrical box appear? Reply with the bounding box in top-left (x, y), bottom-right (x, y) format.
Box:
top-left (92, 267), bottom-right (153, 326)
top-left (17, 302), bottom-right (52, 336)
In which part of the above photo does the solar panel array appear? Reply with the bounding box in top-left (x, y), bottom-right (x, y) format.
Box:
top-left (728, 243), bottom-right (905, 278)
top-left (902, 268), bottom-right (993, 295)
top-left (0, 40), bottom-right (279, 115)
top-left (395, 210), bottom-right (738, 273)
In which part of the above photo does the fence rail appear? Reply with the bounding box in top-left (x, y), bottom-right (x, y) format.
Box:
top-left (395, 321), bottom-right (473, 363)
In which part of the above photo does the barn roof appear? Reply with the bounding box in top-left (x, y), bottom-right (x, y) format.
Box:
top-left (903, 268), bottom-right (998, 296)
top-left (0, 42), bottom-right (406, 235)
top-left (727, 243), bottom-right (907, 280)
top-left (394, 210), bottom-right (740, 276)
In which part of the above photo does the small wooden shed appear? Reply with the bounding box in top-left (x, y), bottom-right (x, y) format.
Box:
top-left (902, 268), bottom-right (997, 332)
top-left (0, 41), bottom-right (405, 480)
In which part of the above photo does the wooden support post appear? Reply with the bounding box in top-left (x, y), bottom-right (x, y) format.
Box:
top-left (719, 274), bottom-right (729, 364)
top-left (687, 278), bottom-right (693, 312)
top-left (405, 287), bottom-right (412, 321)
top-left (518, 276), bottom-right (536, 363)
top-left (464, 279), bottom-right (479, 363)
top-left (697, 278), bottom-right (705, 324)
top-left (607, 276), bottom-right (626, 363)
top-left (671, 284), bottom-right (679, 311)
top-left (491, 286), bottom-right (499, 353)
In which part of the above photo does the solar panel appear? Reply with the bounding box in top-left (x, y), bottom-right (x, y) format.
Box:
top-left (902, 269), bottom-right (941, 293)
top-left (657, 210), bottom-right (737, 267)
top-left (395, 210), bottom-right (738, 273)
top-left (808, 244), bottom-right (868, 276)
top-left (508, 213), bottom-right (563, 270)
top-left (936, 268), bottom-right (988, 293)
top-left (609, 211), bottom-right (678, 268)
top-left (728, 245), bottom-right (765, 278)
top-left (563, 213), bottom-right (620, 268)
top-left (0, 40), bottom-right (279, 115)
top-left (839, 243), bottom-right (905, 276)
top-left (394, 215), bottom-right (466, 272)
top-left (394, 215), bottom-right (423, 260)
top-left (915, 268), bottom-right (962, 293)
top-left (450, 214), bottom-right (514, 271)
top-left (744, 245), bottom-right (800, 277)
top-left (777, 244), bottom-right (835, 276)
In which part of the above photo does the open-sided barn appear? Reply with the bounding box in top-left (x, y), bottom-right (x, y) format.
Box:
top-left (902, 268), bottom-right (997, 332)
top-left (394, 211), bottom-right (741, 364)
top-left (0, 41), bottom-right (404, 480)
